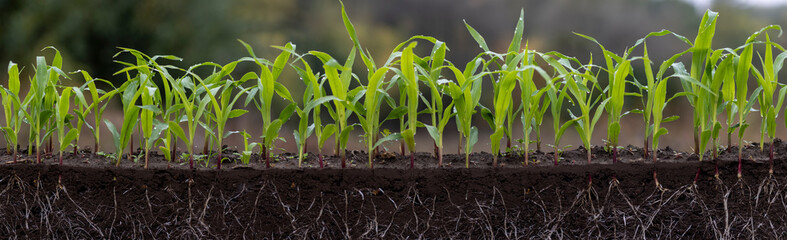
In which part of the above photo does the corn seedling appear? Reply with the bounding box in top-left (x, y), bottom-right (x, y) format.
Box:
top-left (72, 71), bottom-right (119, 157)
top-left (1, 62), bottom-right (23, 163)
top-left (398, 42), bottom-right (421, 169)
top-left (543, 53), bottom-right (607, 164)
top-left (409, 38), bottom-right (451, 167)
top-left (517, 49), bottom-right (550, 165)
top-left (239, 40), bottom-right (296, 168)
top-left (169, 64), bottom-right (214, 169)
top-left (539, 53), bottom-right (580, 165)
top-left (113, 49), bottom-right (167, 169)
top-left (292, 56), bottom-right (335, 168)
top-left (26, 47), bottom-right (69, 164)
top-left (752, 32), bottom-right (787, 174)
top-left (445, 54), bottom-right (490, 167)
top-left (54, 87), bottom-right (78, 165)
top-left (309, 49), bottom-right (356, 168)
top-left (575, 33), bottom-right (637, 164)
top-left (731, 27), bottom-right (769, 178)
top-left (238, 131), bottom-right (259, 165)
top-left (197, 60), bottom-right (252, 170)
top-left (679, 10), bottom-right (719, 155)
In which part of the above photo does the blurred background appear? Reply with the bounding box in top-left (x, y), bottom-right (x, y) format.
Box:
top-left (1, 0), bottom-right (787, 157)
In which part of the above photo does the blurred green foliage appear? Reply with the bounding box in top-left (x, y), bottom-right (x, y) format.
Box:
top-left (1, 0), bottom-right (786, 96)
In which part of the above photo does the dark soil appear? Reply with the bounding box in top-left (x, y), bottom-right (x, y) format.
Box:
top-left (1, 139), bottom-right (787, 238)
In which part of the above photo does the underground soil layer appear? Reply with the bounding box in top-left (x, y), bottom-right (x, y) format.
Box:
top-left (2, 140), bottom-right (787, 238)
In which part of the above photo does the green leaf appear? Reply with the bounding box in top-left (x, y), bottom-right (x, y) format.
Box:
top-left (265, 119), bottom-right (284, 146)
top-left (319, 124), bottom-right (337, 147)
top-left (464, 20), bottom-right (490, 52)
top-left (339, 124), bottom-right (355, 148)
top-left (424, 124), bottom-right (440, 142)
top-left (467, 127), bottom-right (479, 153)
top-left (662, 115), bottom-right (680, 123)
top-left (168, 121), bottom-right (187, 143)
top-left (385, 106), bottom-right (408, 121)
top-left (60, 128), bottom-right (79, 151)
top-left (227, 109), bottom-right (248, 119)
top-left (374, 133), bottom-right (403, 149)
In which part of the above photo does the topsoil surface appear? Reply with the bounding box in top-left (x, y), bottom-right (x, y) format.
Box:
top-left (2, 139), bottom-right (787, 238)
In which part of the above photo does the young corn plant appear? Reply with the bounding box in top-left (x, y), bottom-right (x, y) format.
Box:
top-left (353, 66), bottom-right (395, 168)
top-left (624, 31), bottom-right (691, 159)
top-left (674, 59), bottom-right (719, 164)
top-left (575, 34), bottom-right (635, 164)
top-left (1, 62), bottom-right (24, 163)
top-left (26, 48), bottom-right (69, 164)
top-left (542, 68), bottom-right (578, 165)
top-left (291, 68), bottom-right (316, 168)
top-left (104, 73), bottom-right (144, 165)
top-left (517, 49), bottom-right (550, 165)
top-left (309, 49), bottom-right (356, 168)
top-left (72, 71), bottom-right (118, 157)
top-left (753, 33), bottom-right (787, 175)
top-left (399, 42), bottom-right (421, 169)
top-left (484, 54), bottom-right (522, 167)
top-left (169, 65), bottom-right (213, 169)
top-left (239, 40), bottom-right (296, 168)
top-left (684, 10), bottom-right (719, 155)
top-left (445, 55), bottom-right (490, 167)
top-left (55, 87), bottom-right (78, 165)
top-left (543, 53), bottom-right (607, 164)
top-left (731, 27), bottom-right (770, 178)
top-left (197, 61), bottom-right (252, 169)
top-left (466, 9), bottom-right (525, 152)
top-left (292, 57), bottom-right (335, 168)
top-left (411, 38), bottom-right (452, 167)
top-left (238, 131), bottom-right (259, 165)
top-left (114, 49), bottom-right (167, 169)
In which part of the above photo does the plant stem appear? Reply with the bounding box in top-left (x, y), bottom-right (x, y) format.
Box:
top-left (400, 142), bottom-right (406, 156)
top-left (189, 154), bottom-right (194, 169)
top-left (299, 145), bottom-right (305, 168)
top-left (524, 149), bottom-right (529, 166)
top-left (612, 146), bottom-right (618, 164)
top-left (73, 145), bottom-right (78, 157)
top-left (13, 147), bottom-right (18, 164)
top-left (587, 147), bottom-right (591, 164)
top-left (693, 167), bottom-right (700, 184)
top-left (318, 150), bottom-right (324, 169)
top-left (409, 152), bottom-right (414, 169)
top-left (693, 128), bottom-right (699, 155)
top-left (437, 147), bottom-right (443, 168)
top-left (433, 141), bottom-right (439, 166)
top-left (493, 154), bottom-right (498, 168)
top-left (59, 152), bottom-right (63, 165)
top-left (36, 147), bottom-right (40, 164)
top-left (553, 150), bottom-right (558, 166)
top-left (737, 146), bottom-right (743, 178)
top-left (264, 144), bottom-right (270, 168)
top-left (341, 151), bottom-right (347, 169)
top-left (644, 139), bottom-right (649, 159)
top-left (94, 141), bottom-right (99, 157)
top-left (217, 149), bottom-right (222, 170)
